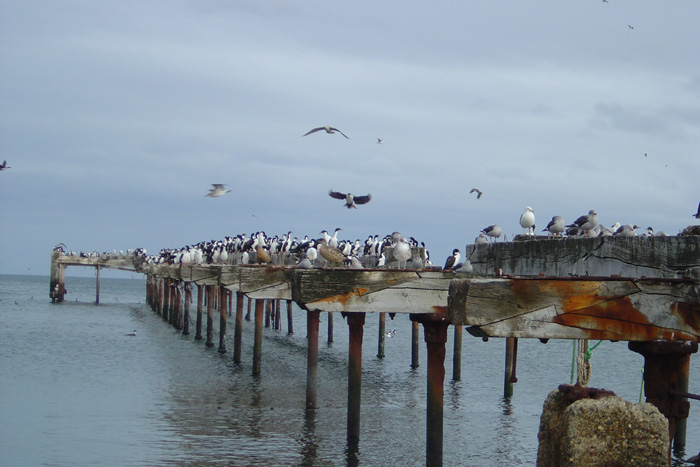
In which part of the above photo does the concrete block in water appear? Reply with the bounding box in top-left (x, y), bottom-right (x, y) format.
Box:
top-left (537, 388), bottom-right (668, 466)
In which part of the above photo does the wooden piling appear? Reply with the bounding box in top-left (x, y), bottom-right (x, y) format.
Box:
top-left (674, 355), bottom-right (691, 449)
top-left (195, 284), bottom-right (203, 341)
top-left (452, 325), bottom-right (462, 381)
top-left (504, 337), bottom-right (516, 397)
top-left (219, 287), bottom-right (227, 353)
top-left (286, 300), bottom-right (294, 335)
top-left (95, 265), bottom-right (100, 304)
top-left (306, 310), bottom-right (320, 409)
top-left (265, 299), bottom-right (271, 329)
top-left (411, 320), bottom-right (420, 369)
top-left (253, 299), bottom-right (264, 376)
top-left (162, 279), bottom-right (170, 322)
top-left (377, 312), bottom-right (386, 358)
top-left (275, 299), bottom-right (281, 331)
top-left (173, 284), bottom-right (182, 330)
top-left (327, 311), bottom-right (334, 345)
top-left (346, 312), bottom-right (366, 443)
top-left (245, 297), bottom-right (252, 321)
top-left (205, 285), bottom-right (215, 348)
top-left (183, 283), bottom-right (191, 336)
top-left (234, 292), bottom-right (244, 364)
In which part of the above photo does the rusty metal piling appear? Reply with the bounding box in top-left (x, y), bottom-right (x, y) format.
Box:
top-left (345, 312), bottom-right (365, 443)
top-left (253, 299), bottom-right (264, 376)
top-left (234, 292), bottom-right (244, 364)
top-left (306, 310), bottom-right (320, 409)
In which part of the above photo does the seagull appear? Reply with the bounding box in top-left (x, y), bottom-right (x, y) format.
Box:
top-left (453, 259), bottom-right (474, 273)
top-left (0, 160), bottom-right (10, 171)
top-left (543, 216), bottom-right (565, 237)
top-left (614, 224), bottom-right (638, 237)
top-left (519, 206), bottom-right (536, 235)
top-left (481, 225), bottom-right (503, 242)
top-left (443, 249), bottom-right (460, 270)
top-left (297, 257), bottom-right (313, 269)
top-left (693, 201), bottom-right (700, 219)
top-left (475, 233), bottom-right (489, 244)
top-left (567, 210), bottom-right (598, 237)
top-left (469, 188), bottom-right (483, 199)
top-left (377, 138), bottom-right (383, 144)
top-left (386, 329), bottom-right (397, 338)
top-left (205, 184), bottom-right (231, 197)
top-left (303, 126), bottom-right (349, 139)
top-left (410, 255), bottom-right (424, 269)
top-left (317, 239), bottom-right (347, 265)
top-left (628, 24), bottom-right (634, 29)
top-left (329, 190), bottom-right (372, 209)
top-left (392, 237), bottom-right (412, 268)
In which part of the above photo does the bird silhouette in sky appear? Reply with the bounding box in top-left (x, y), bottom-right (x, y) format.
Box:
top-left (303, 126), bottom-right (349, 139)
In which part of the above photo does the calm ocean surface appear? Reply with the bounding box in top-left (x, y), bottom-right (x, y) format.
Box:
top-left (1, 273), bottom-right (698, 466)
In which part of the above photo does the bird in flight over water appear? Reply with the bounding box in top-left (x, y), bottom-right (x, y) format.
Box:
top-left (329, 190), bottom-right (372, 209)
top-left (205, 184), bottom-right (231, 197)
top-left (303, 126), bottom-right (349, 139)
top-left (0, 160), bottom-right (10, 171)
top-left (469, 188), bottom-right (483, 199)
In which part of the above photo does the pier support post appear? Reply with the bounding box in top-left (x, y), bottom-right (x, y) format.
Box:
top-left (182, 283), bottom-right (191, 336)
top-left (452, 325), bottom-right (462, 381)
top-left (173, 284), bottom-right (181, 330)
top-left (306, 310), bottom-right (320, 409)
top-left (629, 340), bottom-right (698, 463)
top-left (205, 285), bottom-right (215, 348)
top-left (345, 312), bottom-right (366, 443)
top-left (195, 284), bottom-right (203, 341)
top-left (162, 279), bottom-right (170, 322)
top-left (411, 320), bottom-right (420, 369)
top-left (674, 355), bottom-right (691, 450)
top-left (286, 300), bottom-right (294, 335)
top-left (95, 265), bottom-right (100, 305)
top-left (504, 337), bottom-right (518, 397)
top-left (377, 312), bottom-right (386, 358)
top-left (218, 287), bottom-right (227, 353)
top-left (233, 292), bottom-right (244, 364)
top-left (411, 313), bottom-right (449, 467)
top-left (253, 299), bottom-right (264, 376)
top-left (327, 311), bottom-right (334, 345)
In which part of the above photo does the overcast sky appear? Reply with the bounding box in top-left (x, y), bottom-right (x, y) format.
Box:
top-left (1, 0), bottom-right (699, 276)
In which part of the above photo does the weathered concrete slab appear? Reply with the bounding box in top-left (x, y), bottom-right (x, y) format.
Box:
top-left (466, 236), bottom-right (700, 279)
top-left (448, 277), bottom-right (700, 341)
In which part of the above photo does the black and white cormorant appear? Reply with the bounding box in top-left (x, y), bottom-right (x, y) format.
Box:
top-left (329, 190), bottom-right (372, 209)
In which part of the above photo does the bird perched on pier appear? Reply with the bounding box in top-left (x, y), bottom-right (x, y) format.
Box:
top-left (481, 225), bottom-right (502, 242)
top-left (0, 160), bottom-right (10, 171)
top-left (543, 216), bottom-right (565, 237)
top-left (567, 210), bottom-right (598, 237)
top-left (443, 249), bottom-right (460, 270)
top-left (303, 125), bottom-right (349, 139)
top-left (205, 184), bottom-right (231, 197)
top-left (453, 259), bottom-right (473, 273)
top-left (317, 239), bottom-right (347, 265)
top-left (329, 190), bottom-right (372, 209)
top-left (392, 237), bottom-right (412, 268)
top-left (694, 201), bottom-right (700, 219)
top-left (613, 224), bottom-right (638, 237)
top-left (475, 233), bottom-right (489, 244)
top-left (520, 206), bottom-right (536, 235)
top-left (469, 188), bottom-right (483, 199)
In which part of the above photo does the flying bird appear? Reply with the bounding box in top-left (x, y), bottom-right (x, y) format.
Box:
top-left (205, 184), bottom-right (231, 197)
top-left (0, 160), bottom-right (10, 171)
top-left (329, 190), bottom-right (372, 209)
top-left (303, 126), bottom-right (349, 139)
top-left (377, 138), bottom-right (383, 144)
top-left (628, 24), bottom-right (634, 29)
top-left (469, 188), bottom-right (483, 199)
top-left (693, 201), bottom-right (700, 219)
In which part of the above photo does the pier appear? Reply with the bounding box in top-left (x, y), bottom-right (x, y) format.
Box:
top-left (50, 235), bottom-right (700, 466)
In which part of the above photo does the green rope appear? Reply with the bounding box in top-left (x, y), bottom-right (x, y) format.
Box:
top-left (584, 340), bottom-right (603, 361)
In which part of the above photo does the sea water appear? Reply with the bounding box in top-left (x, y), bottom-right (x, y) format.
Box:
top-left (1, 273), bottom-right (698, 466)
